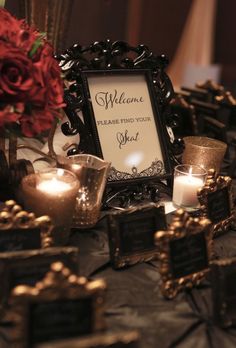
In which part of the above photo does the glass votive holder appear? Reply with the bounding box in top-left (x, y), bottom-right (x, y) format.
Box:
top-left (21, 168), bottom-right (80, 245)
top-left (182, 136), bottom-right (227, 174)
top-left (172, 164), bottom-right (207, 211)
top-left (59, 154), bottom-right (111, 228)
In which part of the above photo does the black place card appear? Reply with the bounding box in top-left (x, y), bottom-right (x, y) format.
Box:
top-left (107, 203), bottom-right (167, 269)
top-left (207, 186), bottom-right (230, 224)
top-left (29, 297), bottom-right (92, 345)
top-left (169, 231), bottom-right (208, 279)
top-left (36, 330), bottom-right (140, 348)
top-left (0, 227), bottom-right (42, 252)
top-left (198, 172), bottom-right (234, 237)
top-left (211, 258), bottom-right (236, 327)
top-left (155, 209), bottom-right (213, 299)
top-left (0, 247), bottom-right (79, 306)
top-left (10, 262), bottom-right (106, 348)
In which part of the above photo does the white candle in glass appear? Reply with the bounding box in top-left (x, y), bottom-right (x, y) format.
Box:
top-left (172, 165), bottom-right (206, 209)
top-left (37, 177), bottom-right (71, 195)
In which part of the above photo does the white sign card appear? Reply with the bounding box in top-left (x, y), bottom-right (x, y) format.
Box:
top-left (86, 72), bottom-right (166, 180)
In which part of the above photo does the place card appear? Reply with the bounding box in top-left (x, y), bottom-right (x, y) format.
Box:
top-left (0, 246), bottom-right (79, 306)
top-left (107, 203), bottom-right (167, 269)
top-left (0, 200), bottom-right (54, 251)
top-left (198, 169), bottom-right (234, 237)
top-left (211, 257), bottom-right (236, 327)
top-left (10, 262), bottom-right (106, 347)
top-left (155, 208), bottom-right (213, 299)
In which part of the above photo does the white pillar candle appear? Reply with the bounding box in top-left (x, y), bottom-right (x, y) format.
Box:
top-left (173, 175), bottom-right (204, 208)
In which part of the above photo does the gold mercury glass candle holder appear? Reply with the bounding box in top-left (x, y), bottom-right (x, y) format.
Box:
top-left (172, 164), bottom-right (207, 211)
top-left (21, 168), bottom-right (80, 245)
top-left (182, 136), bottom-right (227, 174)
top-left (59, 154), bottom-right (111, 229)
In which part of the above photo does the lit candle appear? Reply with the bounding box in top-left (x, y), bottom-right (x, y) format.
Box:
top-left (37, 177), bottom-right (71, 195)
top-left (21, 169), bottom-right (80, 245)
top-left (172, 165), bottom-right (206, 209)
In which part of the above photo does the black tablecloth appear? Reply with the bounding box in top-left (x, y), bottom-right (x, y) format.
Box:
top-left (1, 214), bottom-right (236, 347)
top-left (68, 217), bottom-right (236, 348)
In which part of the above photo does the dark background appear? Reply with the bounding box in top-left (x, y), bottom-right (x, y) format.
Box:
top-left (5, 0), bottom-right (236, 90)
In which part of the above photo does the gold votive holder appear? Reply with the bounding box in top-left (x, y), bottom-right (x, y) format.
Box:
top-left (21, 168), bottom-right (80, 245)
top-left (59, 154), bottom-right (111, 229)
top-left (172, 164), bottom-right (207, 211)
top-left (182, 136), bottom-right (227, 174)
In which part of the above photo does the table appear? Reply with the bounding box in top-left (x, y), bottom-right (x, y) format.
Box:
top-left (67, 216), bottom-right (236, 348)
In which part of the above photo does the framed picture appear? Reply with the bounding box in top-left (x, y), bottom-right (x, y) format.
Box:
top-left (80, 69), bottom-right (171, 184)
top-left (198, 170), bottom-right (234, 237)
top-left (57, 40), bottom-right (178, 188)
top-left (155, 209), bottom-right (213, 299)
top-left (211, 257), bottom-right (236, 327)
top-left (107, 203), bottom-right (167, 269)
top-left (0, 200), bottom-right (54, 251)
top-left (0, 246), bottom-right (79, 306)
top-left (9, 262), bottom-right (106, 347)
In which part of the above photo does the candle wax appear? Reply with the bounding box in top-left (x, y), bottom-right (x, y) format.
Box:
top-left (173, 175), bottom-right (204, 208)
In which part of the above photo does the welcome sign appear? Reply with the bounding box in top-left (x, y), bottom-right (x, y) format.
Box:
top-left (83, 70), bottom-right (169, 183)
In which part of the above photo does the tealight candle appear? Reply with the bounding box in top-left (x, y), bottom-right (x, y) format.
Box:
top-left (172, 164), bottom-right (206, 210)
top-left (21, 168), bottom-right (80, 245)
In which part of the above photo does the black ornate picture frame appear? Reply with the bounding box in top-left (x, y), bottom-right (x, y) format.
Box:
top-left (107, 203), bottom-right (167, 269)
top-left (155, 209), bottom-right (213, 299)
top-left (197, 170), bottom-right (235, 237)
top-left (57, 40), bottom-right (180, 189)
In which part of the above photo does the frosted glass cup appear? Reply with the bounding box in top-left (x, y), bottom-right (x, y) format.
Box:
top-left (59, 154), bottom-right (111, 228)
top-left (21, 168), bottom-right (80, 245)
top-left (182, 136), bottom-right (227, 174)
top-left (172, 164), bottom-right (207, 211)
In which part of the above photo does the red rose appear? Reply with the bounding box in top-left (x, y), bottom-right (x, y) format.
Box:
top-left (19, 108), bottom-right (56, 137)
top-left (0, 42), bottom-right (34, 102)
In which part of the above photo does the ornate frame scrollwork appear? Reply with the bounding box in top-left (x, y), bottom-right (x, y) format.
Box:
top-left (9, 262), bottom-right (106, 347)
top-left (197, 169), bottom-right (235, 237)
top-left (155, 209), bottom-right (213, 299)
top-left (56, 40), bottom-right (181, 180)
top-left (0, 200), bottom-right (54, 248)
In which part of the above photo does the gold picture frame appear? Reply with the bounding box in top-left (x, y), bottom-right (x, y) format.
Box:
top-left (107, 204), bottom-right (166, 269)
top-left (155, 209), bottom-right (213, 299)
top-left (0, 200), bottom-right (54, 250)
top-left (9, 262), bottom-right (106, 347)
top-left (197, 169), bottom-right (235, 237)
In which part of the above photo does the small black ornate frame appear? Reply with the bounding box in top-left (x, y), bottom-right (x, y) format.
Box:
top-left (56, 40), bottom-right (181, 201)
top-left (197, 169), bottom-right (235, 237)
top-left (9, 262), bottom-right (106, 347)
top-left (107, 203), bottom-right (166, 269)
top-left (155, 209), bottom-right (213, 299)
top-left (0, 200), bottom-right (54, 250)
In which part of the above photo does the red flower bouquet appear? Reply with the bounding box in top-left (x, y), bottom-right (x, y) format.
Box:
top-left (0, 8), bottom-right (64, 137)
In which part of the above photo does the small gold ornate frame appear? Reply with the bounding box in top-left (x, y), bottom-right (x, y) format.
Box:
top-left (0, 200), bottom-right (54, 250)
top-left (155, 209), bottom-right (213, 299)
top-left (211, 257), bottom-right (236, 327)
top-left (0, 246), bottom-right (79, 307)
top-left (197, 169), bottom-right (235, 237)
top-left (9, 262), bottom-right (106, 347)
top-left (107, 204), bottom-right (167, 269)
